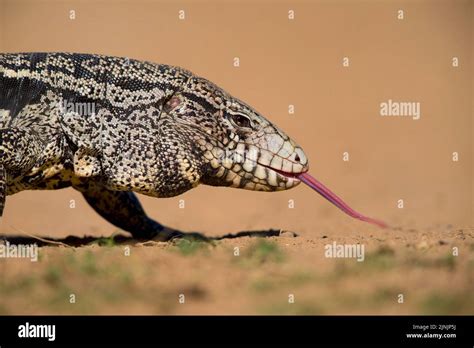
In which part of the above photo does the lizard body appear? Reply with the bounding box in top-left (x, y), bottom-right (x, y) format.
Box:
top-left (0, 52), bottom-right (308, 240)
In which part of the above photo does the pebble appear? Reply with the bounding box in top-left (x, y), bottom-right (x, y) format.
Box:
top-left (279, 230), bottom-right (298, 238)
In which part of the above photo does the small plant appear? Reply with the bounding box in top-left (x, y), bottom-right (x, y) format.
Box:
top-left (421, 292), bottom-right (467, 314)
top-left (91, 236), bottom-right (116, 247)
top-left (251, 279), bottom-right (275, 293)
top-left (174, 239), bottom-right (206, 256)
top-left (80, 250), bottom-right (99, 275)
top-left (44, 265), bottom-right (62, 286)
top-left (245, 240), bottom-right (285, 264)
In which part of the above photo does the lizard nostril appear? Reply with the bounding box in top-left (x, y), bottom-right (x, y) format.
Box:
top-left (295, 154), bottom-right (300, 162)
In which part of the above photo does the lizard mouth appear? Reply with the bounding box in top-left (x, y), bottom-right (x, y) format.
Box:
top-left (259, 163), bottom-right (307, 182)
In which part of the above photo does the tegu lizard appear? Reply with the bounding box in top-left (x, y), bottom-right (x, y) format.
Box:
top-left (0, 52), bottom-right (386, 241)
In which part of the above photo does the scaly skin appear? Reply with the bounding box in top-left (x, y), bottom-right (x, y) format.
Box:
top-left (0, 52), bottom-right (308, 240)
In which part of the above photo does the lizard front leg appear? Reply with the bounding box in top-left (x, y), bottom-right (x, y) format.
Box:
top-left (0, 127), bottom-right (43, 216)
top-left (73, 179), bottom-right (184, 241)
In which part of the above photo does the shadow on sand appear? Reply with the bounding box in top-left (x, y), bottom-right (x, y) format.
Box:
top-left (0, 229), bottom-right (295, 247)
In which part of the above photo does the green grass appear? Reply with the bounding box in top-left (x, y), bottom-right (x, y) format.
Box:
top-left (251, 279), bottom-right (276, 293)
top-left (89, 236), bottom-right (117, 247)
top-left (44, 265), bottom-right (62, 286)
top-left (0, 303), bottom-right (10, 314)
top-left (0, 275), bottom-right (37, 295)
top-left (250, 271), bottom-right (314, 294)
top-left (420, 292), bottom-right (472, 314)
top-left (174, 239), bottom-right (208, 256)
top-left (372, 287), bottom-right (403, 304)
top-left (406, 253), bottom-right (457, 271)
top-left (80, 250), bottom-right (99, 275)
top-left (244, 240), bottom-right (285, 264)
top-left (287, 272), bottom-right (314, 285)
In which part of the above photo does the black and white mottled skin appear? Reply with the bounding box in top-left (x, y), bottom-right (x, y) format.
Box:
top-left (0, 52), bottom-right (309, 240)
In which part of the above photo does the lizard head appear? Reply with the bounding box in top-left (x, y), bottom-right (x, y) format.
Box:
top-left (160, 75), bottom-right (309, 192)
top-left (156, 73), bottom-right (387, 229)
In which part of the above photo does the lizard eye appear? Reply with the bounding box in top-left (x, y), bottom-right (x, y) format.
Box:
top-left (163, 94), bottom-right (181, 112)
top-left (231, 114), bottom-right (253, 129)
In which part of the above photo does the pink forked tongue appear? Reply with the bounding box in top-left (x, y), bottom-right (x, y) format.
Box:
top-left (297, 172), bottom-right (388, 228)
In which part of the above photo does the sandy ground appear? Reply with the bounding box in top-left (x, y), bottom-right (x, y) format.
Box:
top-left (0, 221), bottom-right (473, 315)
top-left (0, 186), bottom-right (473, 315)
top-left (0, 0), bottom-right (472, 314)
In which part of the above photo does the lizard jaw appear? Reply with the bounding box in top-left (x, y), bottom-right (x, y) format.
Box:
top-left (256, 162), bottom-right (309, 190)
top-left (260, 163), bottom-right (307, 182)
